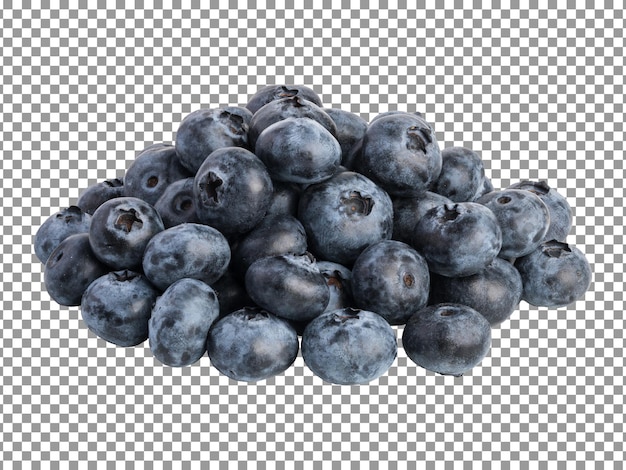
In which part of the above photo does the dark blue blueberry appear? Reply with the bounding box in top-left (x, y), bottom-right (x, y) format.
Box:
top-left (351, 240), bottom-right (430, 325)
top-left (392, 191), bottom-right (453, 244)
top-left (402, 303), bottom-right (492, 376)
top-left (432, 146), bottom-right (486, 202)
top-left (34, 205), bottom-right (92, 264)
top-left (88, 196), bottom-right (165, 271)
top-left (207, 307), bottom-right (300, 382)
top-left (412, 202), bottom-right (503, 277)
top-left (429, 257), bottom-right (523, 327)
top-left (247, 95), bottom-right (337, 149)
top-left (354, 113), bottom-right (442, 197)
top-left (507, 180), bottom-right (573, 242)
top-left (301, 307), bottom-right (397, 385)
top-left (81, 270), bottom-right (159, 347)
top-left (149, 278), bottom-right (220, 367)
top-left (43, 233), bottom-right (109, 307)
top-left (477, 189), bottom-right (551, 259)
top-left (175, 106), bottom-right (252, 174)
top-left (298, 171), bottom-right (394, 266)
top-left (255, 117), bottom-right (342, 184)
top-left (369, 110), bottom-right (425, 124)
top-left (211, 267), bottom-right (257, 318)
top-left (265, 180), bottom-right (302, 218)
top-left (193, 147), bottom-right (273, 237)
top-left (76, 177), bottom-right (125, 215)
top-left (514, 240), bottom-right (592, 308)
top-left (246, 84), bottom-right (323, 115)
top-left (322, 107), bottom-right (368, 164)
top-left (123, 143), bottom-right (191, 206)
top-left (245, 252), bottom-right (330, 322)
top-left (316, 261), bottom-right (354, 313)
top-left (471, 175), bottom-right (495, 201)
top-left (153, 177), bottom-right (199, 228)
top-left (231, 214), bottom-right (308, 280)
top-left (142, 223), bottom-right (231, 292)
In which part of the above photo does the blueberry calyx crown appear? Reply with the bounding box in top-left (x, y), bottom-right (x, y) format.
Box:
top-left (340, 191), bottom-right (374, 216)
top-left (542, 240), bottom-right (572, 258)
top-left (406, 125), bottom-right (432, 152)
top-left (115, 209), bottom-right (143, 233)
top-left (332, 308), bottom-right (361, 323)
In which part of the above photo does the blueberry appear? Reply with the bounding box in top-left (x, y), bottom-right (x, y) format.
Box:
top-left (322, 107), bottom-right (368, 164)
top-left (149, 278), bottom-right (220, 367)
top-left (246, 84), bottom-right (323, 115)
top-left (301, 308), bottom-right (397, 385)
top-left (211, 267), bottom-right (257, 318)
top-left (265, 180), bottom-right (302, 218)
top-left (298, 171), bottom-right (394, 266)
top-left (153, 177), bottom-right (199, 228)
top-left (142, 223), bottom-right (231, 292)
top-left (507, 180), bottom-right (573, 242)
top-left (477, 189), bottom-right (551, 259)
top-left (81, 270), bottom-right (159, 347)
top-left (175, 106), bottom-right (252, 174)
top-left (123, 143), bottom-right (191, 206)
top-left (391, 191), bottom-right (453, 244)
top-left (207, 307), bottom-right (300, 382)
top-left (412, 202), bottom-right (502, 277)
top-left (193, 147), bottom-right (273, 237)
top-left (354, 113), bottom-right (442, 197)
top-left (88, 196), bottom-right (165, 271)
top-left (254, 117), bottom-right (342, 184)
top-left (44, 233), bottom-right (109, 307)
top-left (429, 257), bottom-right (523, 327)
top-left (514, 240), bottom-right (592, 308)
top-left (34, 205), bottom-right (92, 265)
top-left (369, 110), bottom-right (425, 124)
top-left (231, 214), bottom-right (307, 280)
top-left (76, 177), bottom-right (125, 215)
top-left (316, 261), bottom-right (354, 313)
top-left (471, 175), bottom-right (495, 201)
top-left (247, 95), bottom-right (337, 149)
top-left (351, 240), bottom-right (430, 325)
top-left (402, 303), bottom-right (492, 376)
top-left (432, 146), bottom-right (486, 202)
top-left (245, 252), bottom-right (330, 322)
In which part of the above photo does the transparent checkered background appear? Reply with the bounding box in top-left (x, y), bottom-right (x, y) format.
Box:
top-left (2, 1), bottom-right (624, 468)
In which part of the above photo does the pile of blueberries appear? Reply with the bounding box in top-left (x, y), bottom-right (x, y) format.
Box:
top-left (35, 85), bottom-right (592, 385)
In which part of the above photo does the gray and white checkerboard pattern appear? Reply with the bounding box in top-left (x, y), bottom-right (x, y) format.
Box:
top-left (2, 1), bottom-right (624, 467)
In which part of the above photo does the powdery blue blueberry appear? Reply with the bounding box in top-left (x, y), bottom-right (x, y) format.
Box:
top-left (149, 278), bottom-right (220, 367)
top-left (391, 191), bottom-right (453, 244)
top-left (153, 177), bottom-right (199, 228)
top-left (246, 84), bottom-right (323, 115)
top-left (34, 205), bottom-right (92, 265)
top-left (432, 146), bottom-right (486, 202)
top-left (207, 307), bottom-right (300, 382)
top-left (81, 270), bottom-right (160, 347)
top-left (302, 308), bottom-right (397, 385)
top-left (77, 177), bottom-right (125, 215)
top-left (323, 107), bottom-right (369, 164)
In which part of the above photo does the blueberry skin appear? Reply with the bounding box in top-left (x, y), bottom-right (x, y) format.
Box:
top-left (142, 223), bottom-right (231, 292)
top-left (514, 240), bottom-right (592, 308)
top-left (44, 233), bottom-right (109, 307)
top-left (370, 110), bottom-right (425, 124)
top-left (211, 268), bottom-right (257, 318)
top-left (402, 303), bottom-right (492, 376)
top-left (207, 307), bottom-right (300, 382)
top-left (477, 189), bottom-right (551, 259)
top-left (298, 171), bottom-right (394, 266)
top-left (34, 205), bottom-right (92, 264)
top-left (316, 261), bottom-right (354, 313)
top-left (88, 196), bottom-right (165, 271)
top-left (322, 107), bottom-right (368, 164)
top-left (471, 175), bottom-right (495, 201)
top-left (245, 253), bottom-right (330, 322)
top-left (507, 180), bottom-right (573, 242)
top-left (76, 177), bottom-right (125, 215)
top-left (265, 180), bottom-right (302, 218)
top-left (231, 214), bottom-right (308, 280)
top-left (246, 84), bottom-right (323, 115)
top-left (354, 113), bottom-right (442, 197)
top-left (175, 106), bottom-right (252, 174)
top-left (123, 144), bottom-right (192, 206)
top-left (247, 95), bottom-right (338, 149)
top-left (153, 177), bottom-right (199, 228)
top-left (81, 270), bottom-right (160, 347)
top-left (149, 278), bottom-right (220, 367)
top-left (193, 147), bottom-right (273, 237)
top-left (301, 308), bottom-right (397, 385)
top-left (432, 146), bottom-right (485, 202)
top-left (255, 117), bottom-right (342, 184)
top-left (429, 257), bottom-right (523, 327)
top-left (392, 191), bottom-right (453, 244)
top-left (351, 240), bottom-right (430, 325)
top-left (412, 202), bottom-right (503, 277)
